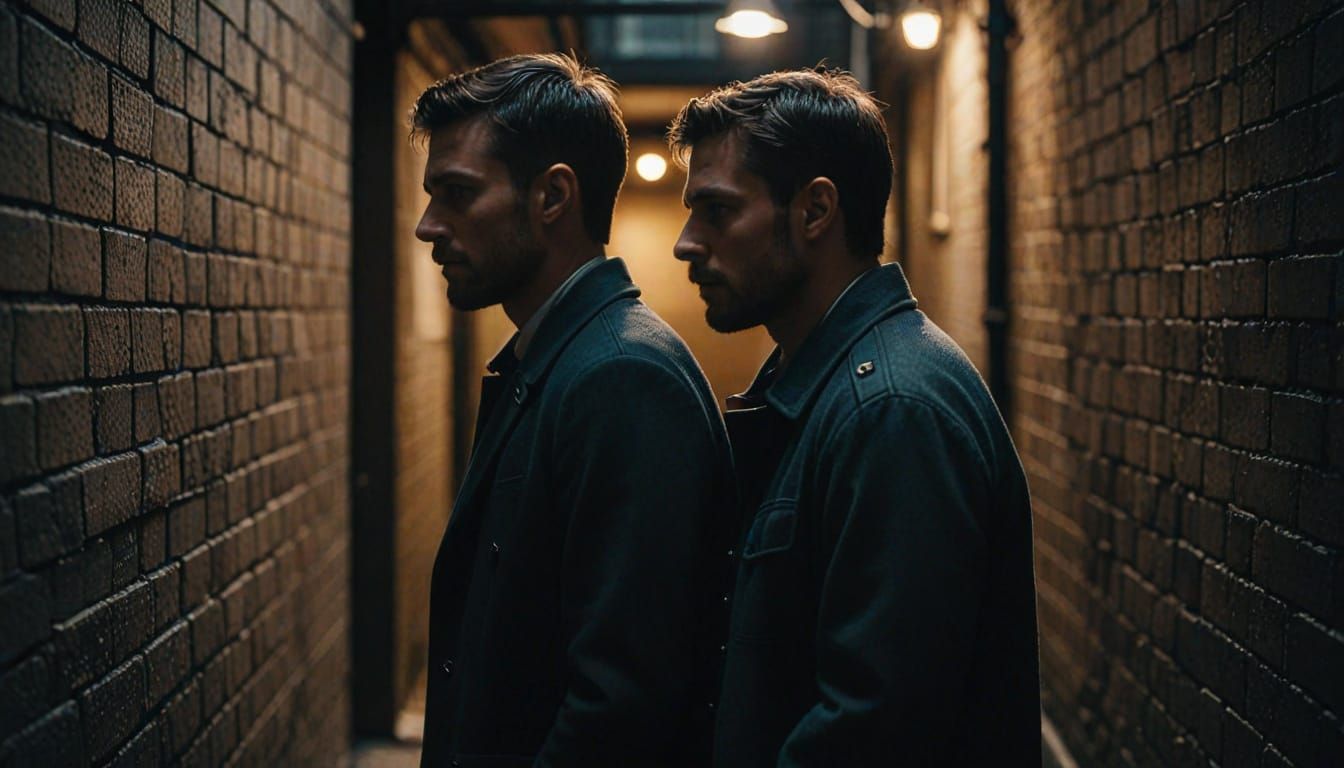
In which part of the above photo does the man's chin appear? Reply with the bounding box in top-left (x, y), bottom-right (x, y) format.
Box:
top-left (704, 305), bottom-right (760, 334)
top-left (446, 285), bottom-right (499, 312)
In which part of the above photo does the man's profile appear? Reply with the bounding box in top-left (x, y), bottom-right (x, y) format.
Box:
top-left (412, 53), bottom-right (732, 767)
top-left (670, 69), bottom-right (1042, 766)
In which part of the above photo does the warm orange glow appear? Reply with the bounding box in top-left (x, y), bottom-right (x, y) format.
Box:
top-left (635, 152), bottom-right (668, 182)
top-left (715, 10), bottom-right (788, 38)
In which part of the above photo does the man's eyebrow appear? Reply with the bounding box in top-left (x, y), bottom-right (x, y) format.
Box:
top-left (683, 185), bottom-right (741, 208)
top-left (423, 168), bottom-right (483, 191)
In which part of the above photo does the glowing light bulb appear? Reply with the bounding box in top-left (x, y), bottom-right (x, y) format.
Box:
top-left (901, 9), bottom-right (941, 50)
top-left (715, 9), bottom-right (788, 38)
top-left (635, 153), bottom-right (668, 182)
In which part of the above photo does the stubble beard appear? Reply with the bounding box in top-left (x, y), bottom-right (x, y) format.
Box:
top-left (704, 217), bottom-right (805, 333)
top-left (443, 211), bottom-right (544, 312)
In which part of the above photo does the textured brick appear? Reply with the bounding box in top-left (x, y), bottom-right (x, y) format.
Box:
top-left (152, 105), bottom-right (190, 174)
top-left (1268, 254), bottom-right (1337, 320)
top-left (0, 207), bottom-right (51, 292)
top-left (75, 0), bottom-right (121, 61)
top-left (149, 562), bottom-right (180, 631)
top-left (0, 574), bottom-right (52, 664)
top-left (82, 451), bottom-right (141, 536)
top-left (94, 384), bottom-right (133, 453)
top-left (145, 621), bottom-right (190, 708)
top-left (50, 219), bottom-right (103, 298)
top-left (148, 239), bottom-right (187, 303)
top-left (183, 311), bottom-right (212, 368)
top-left (0, 395), bottom-right (39, 484)
top-left (14, 306), bottom-right (82, 387)
top-left (0, 7), bottom-right (16, 105)
top-left (80, 655), bottom-right (146, 763)
top-left (85, 307), bottom-right (130, 379)
top-left (152, 28), bottom-right (185, 108)
top-left (114, 157), bottom-right (156, 232)
top-left (196, 368), bottom-right (226, 427)
top-left (0, 654), bottom-right (52, 742)
top-left (1, 700), bottom-right (82, 766)
top-left (34, 386), bottom-right (93, 470)
top-left (156, 170), bottom-right (185, 238)
top-left (51, 133), bottom-right (114, 221)
top-left (20, 18), bottom-right (108, 138)
top-left (183, 184), bottom-right (213, 248)
top-left (104, 229), bottom-right (148, 302)
top-left (0, 113), bottom-right (51, 204)
top-left (14, 479), bottom-right (82, 567)
top-left (141, 438), bottom-right (181, 509)
top-left (118, 3), bottom-right (150, 79)
top-left (131, 381), bottom-right (158, 444)
top-left (110, 81), bottom-right (153, 160)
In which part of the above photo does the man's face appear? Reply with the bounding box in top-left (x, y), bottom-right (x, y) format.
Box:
top-left (674, 131), bottom-right (805, 333)
top-left (415, 116), bottom-right (543, 311)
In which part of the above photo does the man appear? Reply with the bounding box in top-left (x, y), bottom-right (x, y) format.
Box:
top-left (669, 69), bottom-right (1041, 766)
top-left (412, 54), bottom-right (733, 767)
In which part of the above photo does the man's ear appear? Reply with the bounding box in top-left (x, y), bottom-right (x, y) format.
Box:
top-left (533, 163), bottom-right (579, 226)
top-left (793, 177), bottom-right (839, 243)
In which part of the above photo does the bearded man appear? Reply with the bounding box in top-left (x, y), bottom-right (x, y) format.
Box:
top-left (413, 54), bottom-right (733, 767)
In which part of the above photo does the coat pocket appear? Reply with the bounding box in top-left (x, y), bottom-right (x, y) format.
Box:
top-left (741, 499), bottom-right (797, 559)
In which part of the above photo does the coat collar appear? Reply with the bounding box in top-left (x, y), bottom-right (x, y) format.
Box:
top-left (486, 257), bottom-right (641, 386)
top-left (737, 262), bottom-right (918, 421)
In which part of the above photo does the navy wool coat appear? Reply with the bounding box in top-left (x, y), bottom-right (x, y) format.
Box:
top-left (714, 263), bottom-right (1041, 767)
top-left (421, 258), bottom-right (735, 768)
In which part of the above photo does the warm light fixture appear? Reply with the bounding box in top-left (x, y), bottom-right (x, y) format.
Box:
top-left (635, 152), bottom-right (668, 182)
top-left (900, 2), bottom-right (942, 49)
top-left (715, 0), bottom-right (788, 38)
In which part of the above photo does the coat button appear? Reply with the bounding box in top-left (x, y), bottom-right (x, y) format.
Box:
top-left (441, 658), bottom-right (454, 676)
top-left (727, 549), bottom-right (735, 558)
top-left (491, 541), bottom-right (500, 556)
top-left (722, 594), bottom-right (730, 603)
top-left (513, 381), bottom-right (528, 403)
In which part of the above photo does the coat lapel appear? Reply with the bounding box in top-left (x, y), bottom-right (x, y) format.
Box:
top-left (446, 370), bottom-right (527, 538)
top-left (444, 258), bottom-right (641, 540)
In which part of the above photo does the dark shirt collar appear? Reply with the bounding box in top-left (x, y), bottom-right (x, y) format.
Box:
top-left (486, 257), bottom-right (641, 383)
top-left (731, 262), bottom-right (918, 420)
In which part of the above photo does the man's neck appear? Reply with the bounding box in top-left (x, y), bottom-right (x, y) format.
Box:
top-left (766, 257), bottom-right (876, 364)
top-left (502, 244), bottom-right (604, 329)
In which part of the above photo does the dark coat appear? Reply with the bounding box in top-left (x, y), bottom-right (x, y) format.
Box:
top-left (421, 258), bottom-right (735, 768)
top-left (714, 264), bottom-right (1041, 767)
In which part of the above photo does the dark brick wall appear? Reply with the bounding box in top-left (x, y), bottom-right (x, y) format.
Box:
top-left (0, 0), bottom-right (353, 765)
top-left (1008, 0), bottom-right (1343, 764)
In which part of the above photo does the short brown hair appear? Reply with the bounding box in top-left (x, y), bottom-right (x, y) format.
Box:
top-left (411, 53), bottom-right (629, 244)
top-left (668, 68), bottom-right (893, 258)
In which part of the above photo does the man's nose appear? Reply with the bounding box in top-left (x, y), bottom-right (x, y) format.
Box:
top-left (673, 225), bottom-right (703, 263)
top-left (415, 208), bottom-right (446, 243)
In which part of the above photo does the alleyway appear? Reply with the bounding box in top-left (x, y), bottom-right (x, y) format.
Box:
top-left (1, 0), bottom-right (1340, 766)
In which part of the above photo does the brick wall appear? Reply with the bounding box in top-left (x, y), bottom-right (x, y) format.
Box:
top-left (0, 0), bottom-right (354, 764)
top-left (1007, 0), bottom-right (1343, 764)
top-left (896, 5), bottom-right (991, 373)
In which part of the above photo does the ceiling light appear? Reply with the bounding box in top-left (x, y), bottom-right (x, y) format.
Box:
top-left (715, 0), bottom-right (788, 38)
top-left (635, 152), bottom-right (668, 182)
top-left (900, 2), bottom-right (942, 49)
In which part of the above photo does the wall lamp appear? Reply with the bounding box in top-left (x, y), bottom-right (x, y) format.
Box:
top-left (716, 0), bottom-right (941, 50)
top-left (715, 0), bottom-right (789, 38)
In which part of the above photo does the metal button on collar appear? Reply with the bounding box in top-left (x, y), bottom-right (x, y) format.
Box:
top-left (856, 360), bottom-right (875, 377)
top-left (490, 542), bottom-right (500, 557)
top-left (441, 658), bottom-right (454, 676)
top-left (512, 381), bottom-right (528, 403)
